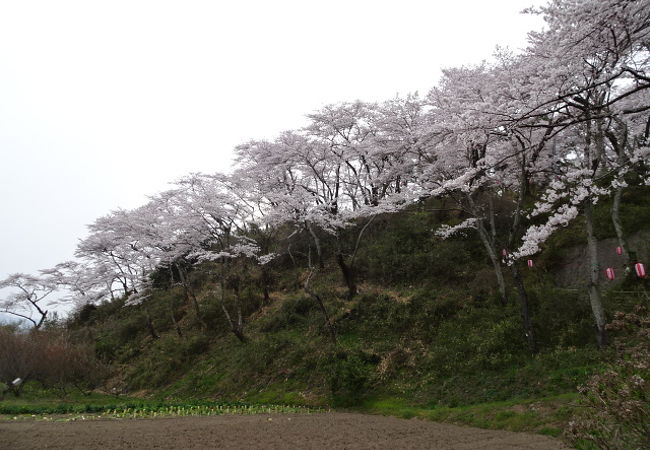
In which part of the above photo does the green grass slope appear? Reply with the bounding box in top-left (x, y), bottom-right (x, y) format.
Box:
top-left (61, 189), bottom-right (650, 437)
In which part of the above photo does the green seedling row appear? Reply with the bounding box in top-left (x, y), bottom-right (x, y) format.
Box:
top-left (1, 401), bottom-right (325, 419)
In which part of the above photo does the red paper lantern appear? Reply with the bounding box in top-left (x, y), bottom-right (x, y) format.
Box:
top-left (616, 246), bottom-right (623, 256)
top-left (605, 267), bottom-right (616, 281)
top-left (635, 263), bottom-right (646, 278)
top-left (527, 259), bottom-right (534, 268)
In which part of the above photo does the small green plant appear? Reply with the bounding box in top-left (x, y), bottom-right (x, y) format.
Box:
top-left (1, 399), bottom-right (325, 420)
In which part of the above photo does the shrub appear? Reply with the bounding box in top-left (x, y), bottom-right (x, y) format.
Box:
top-left (328, 349), bottom-right (375, 406)
top-left (0, 327), bottom-right (106, 397)
top-left (567, 306), bottom-right (650, 449)
top-left (259, 295), bottom-right (315, 332)
top-left (0, 326), bottom-right (40, 396)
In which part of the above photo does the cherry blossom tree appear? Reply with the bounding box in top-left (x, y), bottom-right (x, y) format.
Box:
top-left (41, 261), bottom-right (108, 307)
top-left (167, 172), bottom-right (277, 341)
top-left (0, 273), bottom-right (56, 329)
top-left (419, 64), bottom-right (514, 305)
top-left (304, 101), bottom-right (419, 298)
top-left (233, 136), bottom-right (340, 342)
top-left (510, 0), bottom-right (650, 347)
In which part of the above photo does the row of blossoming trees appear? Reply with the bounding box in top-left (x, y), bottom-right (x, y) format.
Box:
top-left (2, 0), bottom-right (649, 350)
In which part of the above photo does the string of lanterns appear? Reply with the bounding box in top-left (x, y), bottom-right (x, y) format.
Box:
top-left (605, 247), bottom-right (646, 281)
top-left (500, 247), bottom-right (646, 281)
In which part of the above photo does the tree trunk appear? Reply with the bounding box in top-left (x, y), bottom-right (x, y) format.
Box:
top-left (143, 306), bottom-right (159, 340)
top-left (304, 220), bottom-right (337, 343)
top-left (35, 312), bottom-right (47, 330)
top-left (582, 103), bottom-right (607, 347)
top-left (506, 151), bottom-right (538, 354)
top-left (218, 281), bottom-right (247, 343)
top-left (167, 267), bottom-right (183, 337)
top-left (304, 269), bottom-right (337, 344)
top-left (170, 304), bottom-right (182, 337)
top-left (511, 265), bottom-right (537, 353)
top-left (336, 252), bottom-right (357, 299)
top-left (465, 192), bottom-right (508, 305)
top-left (263, 284), bottom-right (271, 305)
top-left (220, 297), bottom-right (247, 343)
top-left (335, 215), bottom-right (376, 299)
top-left (287, 243), bottom-right (297, 268)
top-left (306, 222), bottom-right (324, 269)
top-left (229, 325), bottom-right (248, 343)
top-left (176, 265), bottom-right (206, 329)
top-left (261, 268), bottom-right (271, 305)
top-left (611, 187), bottom-right (637, 268)
top-left (476, 221), bottom-right (508, 305)
top-left (584, 201), bottom-right (607, 348)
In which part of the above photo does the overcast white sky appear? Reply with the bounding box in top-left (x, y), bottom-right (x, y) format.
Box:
top-left (0, 0), bottom-right (544, 320)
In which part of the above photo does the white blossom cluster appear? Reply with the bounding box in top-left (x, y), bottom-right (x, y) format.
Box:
top-left (511, 204), bottom-right (579, 261)
top-left (435, 218), bottom-right (478, 239)
top-left (514, 167), bottom-right (624, 261)
top-left (430, 168), bottom-right (482, 197)
top-left (189, 242), bottom-right (261, 263)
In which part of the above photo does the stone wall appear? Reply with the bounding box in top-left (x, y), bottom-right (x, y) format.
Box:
top-left (552, 230), bottom-right (650, 288)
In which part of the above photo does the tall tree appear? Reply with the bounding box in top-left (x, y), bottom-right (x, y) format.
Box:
top-left (0, 274), bottom-right (56, 329)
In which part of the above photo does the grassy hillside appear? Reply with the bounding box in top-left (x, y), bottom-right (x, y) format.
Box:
top-left (59, 189), bottom-right (650, 439)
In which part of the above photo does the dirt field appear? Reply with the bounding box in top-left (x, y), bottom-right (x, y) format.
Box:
top-left (0, 412), bottom-right (568, 449)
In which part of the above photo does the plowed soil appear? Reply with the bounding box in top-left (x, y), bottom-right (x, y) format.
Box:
top-left (0, 412), bottom-right (568, 449)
